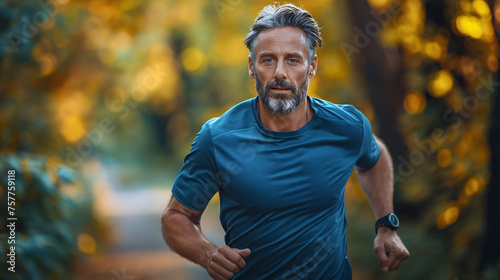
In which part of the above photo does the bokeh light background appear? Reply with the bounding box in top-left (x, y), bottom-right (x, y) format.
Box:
top-left (1, 0), bottom-right (500, 279)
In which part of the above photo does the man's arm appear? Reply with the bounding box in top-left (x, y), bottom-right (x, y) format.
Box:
top-left (161, 196), bottom-right (251, 280)
top-left (355, 136), bottom-right (410, 272)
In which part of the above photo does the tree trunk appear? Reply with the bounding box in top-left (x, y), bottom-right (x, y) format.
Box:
top-left (481, 72), bottom-right (500, 270)
top-left (344, 0), bottom-right (408, 160)
top-left (344, 0), bottom-right (411, 218)
top-left (481, 0), bottom-right (500, 271)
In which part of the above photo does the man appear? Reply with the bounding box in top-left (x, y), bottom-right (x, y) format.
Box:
top-left (161, 4), bottom-right (409, 280)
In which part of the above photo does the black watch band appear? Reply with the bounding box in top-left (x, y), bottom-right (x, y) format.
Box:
top-left (375, 213), bottom-right (400, 234)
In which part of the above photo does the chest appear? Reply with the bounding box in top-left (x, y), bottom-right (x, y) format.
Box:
top-left (214, 135), bottom-right (359, 212)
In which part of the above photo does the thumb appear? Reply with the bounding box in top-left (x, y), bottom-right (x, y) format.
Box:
top-left (234, 248), bottom-right (251, 258)
top-left (375, 246), bottom-right (389, 272)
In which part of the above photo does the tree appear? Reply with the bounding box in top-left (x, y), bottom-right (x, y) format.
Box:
top-left (344, 0), bottom-right (499, 278)
top-left (481, 0), bottom-right (500, 272)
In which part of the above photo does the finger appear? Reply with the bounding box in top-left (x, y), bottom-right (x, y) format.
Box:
top-left (389, 257), bottom-right (404, 271)
top-left (385, 251), bottom-right (399, 271)
top-left (389, 253), bottom-right (406, 271)
top-left (218, 248), bottom-right (247, 269)
top-left (210, 261), bottom-right (235, 279)
top-left (234, 248), bottom-right (251, 258)
top-left (374, 246), bottom-right (389, 272)
top-left (208, 271), bottom-right (224, 280)
top-left (210, 270), bottom-right (230, 280)
top-left (389, 249), bottom-right (410, 271)
top-left (212, 251), bottom-right (241, 273)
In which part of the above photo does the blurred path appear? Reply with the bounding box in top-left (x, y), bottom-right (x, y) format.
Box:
top-left (75, 161), bottom-right (225, 280)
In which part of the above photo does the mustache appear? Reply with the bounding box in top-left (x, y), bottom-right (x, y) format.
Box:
top-left (264, 79), bottom-right (297, 92)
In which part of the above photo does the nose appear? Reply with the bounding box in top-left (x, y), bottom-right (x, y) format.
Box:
top-left (274, 59), bottom-right (287, 80)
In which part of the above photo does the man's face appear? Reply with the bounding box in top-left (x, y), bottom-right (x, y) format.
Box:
top-left (249, 27), bottom-right (317, 115)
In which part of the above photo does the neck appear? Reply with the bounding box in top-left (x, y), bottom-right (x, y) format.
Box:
top-left (257, 96), bottom-right (314, 132)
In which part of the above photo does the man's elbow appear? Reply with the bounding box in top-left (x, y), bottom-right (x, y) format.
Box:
top-left (161, 209), bottom-right (171, 235)
top-left (161, 208), bottom-right (180, 252)
top-left (161, 206), bottom-right (180, 239)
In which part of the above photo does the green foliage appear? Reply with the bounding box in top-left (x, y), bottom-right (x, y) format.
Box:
top-left (481, 263), bottom-right (500, 280)
top-left (0, 154), bottom-right (93, 279)
top-left (347, 205), bottom-right (450, 280)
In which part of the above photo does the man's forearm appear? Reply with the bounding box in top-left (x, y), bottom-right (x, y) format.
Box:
top-left (355, 137), bottom-right (394, 219)
top-left (356, 138), bottom-right (410, 271)
top-left (161, 210), bottom-right (217, 268)
top-left (162, 198), bottom-right (251, 279)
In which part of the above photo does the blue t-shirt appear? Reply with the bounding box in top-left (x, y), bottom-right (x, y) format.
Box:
top-left (172, 96), bottom-right (380, 280)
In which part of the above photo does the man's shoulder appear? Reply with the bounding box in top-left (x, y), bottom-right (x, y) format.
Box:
top-left (201, 98), bottom-right (256, 138)
top-left (312, 97), bottom-right (365, 126)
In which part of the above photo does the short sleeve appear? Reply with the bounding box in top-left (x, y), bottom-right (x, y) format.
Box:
top-left (355, 111), bottom-right (380, 169)
top-left (171, 120), bottom-right (221, 211)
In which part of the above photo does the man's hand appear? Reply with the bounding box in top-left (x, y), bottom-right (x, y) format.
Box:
top-left (205, 245), bottom-right (251, 280)
top-left (374, 227), bottom-right (409, 272)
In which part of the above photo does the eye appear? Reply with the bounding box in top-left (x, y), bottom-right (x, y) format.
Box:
top-left (264, 58), bottom-right (274, 63)
top-left (289, 58), bottom-right (298, 63)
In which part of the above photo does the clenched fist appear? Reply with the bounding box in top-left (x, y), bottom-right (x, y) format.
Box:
top-left (374, 227), bottom-right (409, 272)
top-left (205, 245), bottom-right (251, 280)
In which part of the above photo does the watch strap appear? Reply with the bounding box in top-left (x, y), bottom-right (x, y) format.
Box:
top-left (375, 213), bottom-right (399, 234)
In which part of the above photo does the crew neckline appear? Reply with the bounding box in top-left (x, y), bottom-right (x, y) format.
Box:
top-left (251, 95), bottom-right (319, 138)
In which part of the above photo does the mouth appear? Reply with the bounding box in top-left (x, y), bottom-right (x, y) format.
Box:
top-left (270, 87), bottom-right (292, 92)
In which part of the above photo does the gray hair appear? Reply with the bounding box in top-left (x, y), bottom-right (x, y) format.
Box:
top-left (244, 4), bottom-right (323, 62)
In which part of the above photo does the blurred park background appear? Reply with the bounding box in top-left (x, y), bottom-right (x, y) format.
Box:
top-left (1, 0), bottom-right (500, 279)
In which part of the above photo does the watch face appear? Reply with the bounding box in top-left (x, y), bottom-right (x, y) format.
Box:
top-left (389, 213), bottom-right (399, 227)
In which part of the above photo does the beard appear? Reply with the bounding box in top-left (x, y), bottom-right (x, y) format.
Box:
top-left (255, 71), bottom-right (309, 115)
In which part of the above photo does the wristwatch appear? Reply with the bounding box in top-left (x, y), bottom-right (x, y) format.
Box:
top-left (375, 213), bottom-right (399, 234)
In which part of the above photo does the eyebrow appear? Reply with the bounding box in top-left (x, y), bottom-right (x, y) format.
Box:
top-left (286, 52), bottom-right (304, 58)
top-left (257, 52), bottom-right (305, 59)
top-left (257, 52), bottom-right (276, 59)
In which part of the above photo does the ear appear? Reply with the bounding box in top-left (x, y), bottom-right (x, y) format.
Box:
top-left (308, 55), bottom-right (318, 78)
top-left (248, 56), bottom-right (255, 79)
